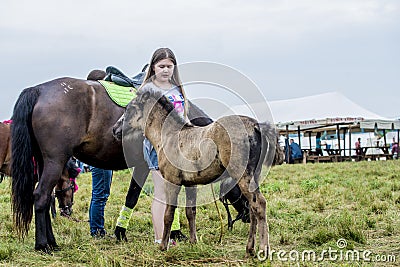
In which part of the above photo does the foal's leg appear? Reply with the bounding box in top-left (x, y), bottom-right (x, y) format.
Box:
top-left (238, 177), bottom-right (269, 257)
top-left (185, 186), bottom-right (197, 243)
top-left (246, 207), bottom-right (257, 256)
top-left (160, 183), bottom-right (181, 251)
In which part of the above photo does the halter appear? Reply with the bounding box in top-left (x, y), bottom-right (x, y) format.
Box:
top-left (54, 179), bottom-right (75, 197)
top-left (221, 191), bottom-right (247, 207)
top-left (221, 191), bottom-right (250, 212)
top-left (221, 191), bottom-right (250, 227)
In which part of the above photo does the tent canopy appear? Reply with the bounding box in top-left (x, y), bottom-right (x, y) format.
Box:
top-left (230, 92), bottom-right (399, 132)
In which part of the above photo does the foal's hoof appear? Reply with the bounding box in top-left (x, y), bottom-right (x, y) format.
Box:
top-left (256, 249), bottom-right (269, 260)
top-left (245, 248), bottom-right (256, 258)
top-left (159, 244), bottom-right (167, 251)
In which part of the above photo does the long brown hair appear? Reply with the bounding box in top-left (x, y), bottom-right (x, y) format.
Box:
top-left (141, 48), bottom-right (188, 117)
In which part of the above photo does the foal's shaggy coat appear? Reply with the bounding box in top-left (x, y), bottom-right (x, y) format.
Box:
top-left (120, 88), bottom-right (279, 256)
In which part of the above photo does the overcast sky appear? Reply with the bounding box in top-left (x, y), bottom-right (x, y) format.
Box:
top-left (0, 0), bottom-right (399, 121)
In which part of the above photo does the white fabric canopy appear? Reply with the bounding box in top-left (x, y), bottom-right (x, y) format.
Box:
top-left (230, 92), bottom-right (397, 131)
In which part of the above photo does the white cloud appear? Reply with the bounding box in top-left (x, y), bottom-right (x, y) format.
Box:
top-left (1, 0), bottom-right (398, 40)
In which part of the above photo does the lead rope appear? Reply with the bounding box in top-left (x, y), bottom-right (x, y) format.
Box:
top-left (210, 184), bottom-right (224, 244)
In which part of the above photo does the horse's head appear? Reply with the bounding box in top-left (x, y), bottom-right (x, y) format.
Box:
top-left (54, 176), bottom-right (75, 217)
top-left (54, 158), bottom-right (80, 216)
top-left (112, 97), bottom-right (147, 140)
top-left (120, 89), bottom-right (161, 133)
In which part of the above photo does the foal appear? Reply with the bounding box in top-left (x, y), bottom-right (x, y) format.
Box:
top-left (118, 88), bottom-right (278, 257)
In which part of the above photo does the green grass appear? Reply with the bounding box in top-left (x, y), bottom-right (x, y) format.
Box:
top-left (0, 161), bottom-right (399, 266)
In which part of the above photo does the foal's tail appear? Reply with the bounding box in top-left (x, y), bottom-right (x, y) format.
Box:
top-left (254, 122), bottom-right (282, 186)
top-left (11, 86), bottom-right (41, 238)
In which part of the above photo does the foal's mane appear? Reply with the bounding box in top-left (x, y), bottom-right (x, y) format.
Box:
top-left (138, 87), bottom-right (190, 127)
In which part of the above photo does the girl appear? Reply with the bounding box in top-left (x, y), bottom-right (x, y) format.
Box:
top-left (141, 48), bottom-right (188, 244)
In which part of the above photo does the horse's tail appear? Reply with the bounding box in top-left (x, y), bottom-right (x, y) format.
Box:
top-left (11, 86), bottom-right (41, 238)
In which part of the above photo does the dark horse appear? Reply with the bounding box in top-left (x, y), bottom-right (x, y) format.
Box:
top-left (11, 72), bottom-right (211, 252)
top-left (0, 122), bottom-right (11, 182)
top-left (1, 121), bottom-right (78, 217)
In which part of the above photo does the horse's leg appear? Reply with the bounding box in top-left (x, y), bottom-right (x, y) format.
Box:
top-left (185, 186), bottom-right (197, 244)
top-left (50, 194), bottom-right (56, 219)
top-left (160, 184), bottom-right (181, 251)
top-left (34, 161), bottom-right (63, 251)
top-left (222, 201), bottom-right (234, 230)
top-left (45, 201), bottom-right (59, 250)
top-left (115, 160), bottom-right (150, 242)
top-left (125, 161), bottom-right (150, 209)
top-left (237, 177), bottom-right (269, 257)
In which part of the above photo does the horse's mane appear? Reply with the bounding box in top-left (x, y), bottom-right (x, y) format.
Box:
top-left (138, 87), bottom-right (190, 127)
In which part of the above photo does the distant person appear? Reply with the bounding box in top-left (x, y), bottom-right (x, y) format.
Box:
top-left (289, 139), bottom-right (302, 163)
top-left (391, 138), bottom-right (398, 159)
top-left (315, 132), bottom-right (323, 156)
top-left (355, 138), bottom-right (362, 156)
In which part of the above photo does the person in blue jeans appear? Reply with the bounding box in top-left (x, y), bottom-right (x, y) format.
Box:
top-left (89, 167), bottom-right (113, 237)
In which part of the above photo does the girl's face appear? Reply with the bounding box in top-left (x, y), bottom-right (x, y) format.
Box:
top-left (153, 58), bottom-right (174, 84)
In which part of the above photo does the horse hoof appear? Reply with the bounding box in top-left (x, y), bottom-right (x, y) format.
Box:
top-left (50, 243), bottom-right (60, 251)
top-left (159, 244), bottom-right (167, 251)
top-left (35, 244), bottom-right (52, 254)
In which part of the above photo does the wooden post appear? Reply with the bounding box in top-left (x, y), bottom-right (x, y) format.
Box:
top-left (374, 123), bottom-right (379, 146)
top-left (343, 128), bottom-right (346, 157)
top-left (297, 126), bottom-right (301, 149)
top-left (337, 124), bottom-right (341, 150)
top-left (286, 125), bottom-right (289, 139)
top-left (383, 129), bottom-right (387, 147)
top-left (285, 125), bottom-right (290, 164)
top-left (349, 126), bottom-right (352, 160)
top-left (308, 131), bottom-right (312, 150)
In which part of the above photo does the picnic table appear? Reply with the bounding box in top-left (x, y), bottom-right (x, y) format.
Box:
top-left (324, 148), bottom-right (342, 156)
top-left (360, 146), bottom-right (392, 160)
top-left (301, 146), bottom-right (394, 163)
top-left (361, 146), bottom-right (390, 155)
